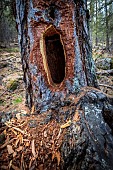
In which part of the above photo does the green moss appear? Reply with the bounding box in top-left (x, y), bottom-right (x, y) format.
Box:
top-left (0, 47), bottom-right (19, 53)
top-left (7, 80), bottom-right (19, 91)
top-left (97, 75), bottom-right (101, 79)
top-left (12, 96), bottom-right (22, 105)
top-left (0, 99), bottom-right (4, 105)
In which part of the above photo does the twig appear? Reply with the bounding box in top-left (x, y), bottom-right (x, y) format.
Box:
top-left (5, 122), bottom-right (25, 134)
top-left (12, 127), bottom-right (25, 134)
top-left (0, 89), bottom-right (7, 97)
top-left (99, 84), bottom-right (113, 89)
top-left (11, 164), bottom-right (21, 170)
top-left (0, 56), bottom-right (18, 62)
top-left (96, 69), bottom-right (113, 75)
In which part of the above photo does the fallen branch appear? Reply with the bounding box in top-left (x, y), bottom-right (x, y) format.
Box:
top-left (96, 69), bottom-right (113, 75)
top-left (0, 56), bottom-right (18, 62)
top-left (99, 84), bottom-right (113, 89)
top-left (0, 89), bottom-right (7, 97)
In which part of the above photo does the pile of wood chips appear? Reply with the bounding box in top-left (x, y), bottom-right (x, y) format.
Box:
top-left (0, 112), bottom-right (69, 170)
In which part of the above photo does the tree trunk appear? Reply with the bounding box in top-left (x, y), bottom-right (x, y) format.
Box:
top-left (15, 0), bottom-right (113, 169)
top-left (95, 0), bottom-right (98, 46)
top-left (105, 0), bottom-right (109, 51)
top-left (15, 0), bottom-right (98, 110)
top-left (89, 0), bottom-right (94, 46)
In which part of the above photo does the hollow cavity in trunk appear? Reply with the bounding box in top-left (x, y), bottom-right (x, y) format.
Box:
top-left (45, 33), bottom-right (65, 84)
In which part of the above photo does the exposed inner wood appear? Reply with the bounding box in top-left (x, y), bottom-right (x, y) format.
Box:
top-left (41, 25), bottom-right (66, 86)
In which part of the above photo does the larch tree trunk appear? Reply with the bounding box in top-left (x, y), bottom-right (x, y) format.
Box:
top-left (95, 0), bottom-right (98, 46)
top-left (105, 0), bottom-right (109, 51)
top-left (15, 0), bottom-right (113, 169)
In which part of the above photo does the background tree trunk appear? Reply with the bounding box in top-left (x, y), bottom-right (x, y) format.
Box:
top-left (105, 0), bottom-right (109, 51)
top-left (15, 0), bottom-right (113, 169)
top-left (0, 0), bottom-right (17, 47)
top-left (95, 0), bottom-right (98, 46)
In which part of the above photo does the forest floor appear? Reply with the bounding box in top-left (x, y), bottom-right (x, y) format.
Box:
top-left (93, 48), bottom-right (113, 96)
top-left (0, 46), bottom-right (113, 169)
top-left (0, 46), bottom-right (30, 117)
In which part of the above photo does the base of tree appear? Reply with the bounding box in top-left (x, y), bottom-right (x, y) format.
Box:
top-left (0, 87), bottom-right (113, 170)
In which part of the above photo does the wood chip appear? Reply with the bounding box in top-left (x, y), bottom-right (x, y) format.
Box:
top-left (7, 145), bottom-right (14, 154)
top-left (3, 129), bottom-right (7, 135)
top-left (73, 110), bottom-right (80, 122)
top-left (60, 120), bottom-right (71, 129)
top-left (16, 146), bottom-right (23, 152)
top-left (16, 113), bottom-right (21, 120)
top-left (29, 157), bottom-right (35, 169)
top-left (31, 105), bottom-right (35, 114)
top-left (21, 154), bottom-right (25, 170)
top-left (10, 128), bottom-right (18, 135)
top-left (11, 164), bottom-right (21, 170)
top-left (15, 138), bottom-right (20, 147)
top-left (13, 152), bottom-right (17, 158)
top-left (9, 160), bottom-right (12, 169)
top-left (31, 139), bottom-right (36, 157)
top-left (57, 128), bottom-right (62, 139)
top-left (25, 141), bottom-right (30, 147)
top-left (18, 133), bottom-right (23, 144)
top-left (12, 127), bottom-right (25, 134)
top-left (52, 151), bottom-right (61, 166)
top-left (0, 165), bottom-right (8, 169)
top-left (44, 130), bottom-right (47, 137)
top-left (56, 151), bottom-right (61, 166)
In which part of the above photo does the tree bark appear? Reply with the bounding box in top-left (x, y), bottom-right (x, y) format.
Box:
top-left (15, 0), bottom-right (113, 169)
top-left (105, 0), bottom-right (110, 51)
top-left (95, 0), bottom-right (98, 46)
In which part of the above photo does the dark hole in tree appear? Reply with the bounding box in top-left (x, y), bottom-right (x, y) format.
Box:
top-left (45, 34), bottom-right (65, 84)
top-left (49, 7), bottom-right (55, 20)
